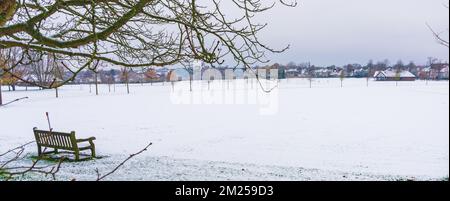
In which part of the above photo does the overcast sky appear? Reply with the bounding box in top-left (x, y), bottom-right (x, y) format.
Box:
top-left (251, 0), bottom-right (449, 66)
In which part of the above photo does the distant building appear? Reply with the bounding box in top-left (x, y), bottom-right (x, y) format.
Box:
top-left (285, 69), bottom-right (299, 78)
top-left (256, 65), bottom-right (285, 79)
top-left (373, 70), bottom-right (416, 81)
top-left (438, 66), bottom-right (449, 80)
top-left (315, 68), bottom-right (331, 78)
top-left (416, 63), bottom-right (449, 80)
top-left (418, 67), bottom-right (439, 80)
top-left (353, 68), bottom-right (369, 78)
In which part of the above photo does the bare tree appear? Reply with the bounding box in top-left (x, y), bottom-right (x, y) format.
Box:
top-left (103, 69), bottom-right (116, 93)
top-left (339, 69), bottom-right (345, 88)
top-left (395, 68), bottom-right (401, 87)
top-left (307, 63), bottom-right (314, 88)
top-left (0, 48), bottom-right (26, 91)
top-left (0, 141), bottom-right (152, 181)
top-left (144, 68), bottom-right (158, 86)
top-left (0, 77), bottom-right (3, 105)
top-left (426, 2), bottom-right (449, 48)
top-left (286, 61), bottom-right (297, 69)
top-left (406, 61), bottom-right (417, 72)
top-left (1, 48), bottom-right (28, 105)
top-left (366, 60), bottom-right (374, 87)
top-left (93, 69), bottom-right (99, 95)
top-left (26, 51), bottom-right (62, 88)
top-left (426, 57), bottom-right (439, 85)
top-left (0, 52), bottom-right (5, 105)
top-left (393, 60), bottom-right (405, 71)
top-left (0, 0), bottom-right (297, 90)
top-left (179, 60), bottom-right (195, 92)
top-left (120, 67), bottom-right (130, 94)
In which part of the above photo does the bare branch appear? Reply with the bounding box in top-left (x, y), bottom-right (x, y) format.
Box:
top-left (427, 23), bottom-right (449, 48)
top-left (0, 142), bottom-right (64, 181)
top-left (96, 142), bottom-right (152, 181)
top-left (1, 0), bottom-right (297, 89)
top-left (1, 141), bottom-right (153, 181)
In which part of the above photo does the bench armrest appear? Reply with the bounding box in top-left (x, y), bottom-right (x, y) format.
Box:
top-left (76, 137), bottom-right (96, 143)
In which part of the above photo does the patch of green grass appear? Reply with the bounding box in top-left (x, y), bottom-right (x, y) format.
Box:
top-left (394, 177), bottom-right (416, 181)
top-left (1, 154), bottom-right (104, 181)
top-left (29, 154), bottom-right (103, 163)
top-left (0, 168), bottom-right (10, 180)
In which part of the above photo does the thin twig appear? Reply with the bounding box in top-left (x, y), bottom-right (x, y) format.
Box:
top-left (0, 97), bottom-right (29, 107)
top-left (96, 142), bottom-right (152, 181)
top-left (0, 141), bottom-right (34, 157)
top-left (426, 23), bottom-right (449, 48)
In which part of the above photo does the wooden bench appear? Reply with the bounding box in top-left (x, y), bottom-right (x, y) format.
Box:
top-left (33, 127), bottom-right (96, 161)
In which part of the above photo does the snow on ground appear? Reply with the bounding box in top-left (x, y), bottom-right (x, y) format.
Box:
top-left (7, 153), bottom-right (429, 181)
top-left (0, 78), bottom-right (449, 180)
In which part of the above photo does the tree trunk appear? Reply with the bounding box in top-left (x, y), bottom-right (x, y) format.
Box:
top-left (95, 72), bottom-right (99, 95)
top-left (126, 73), bottom-right (130, 94)
top-left (0, 0), bottom-right (17, 27)
top-left (0, 80), bottom-right (3, 105)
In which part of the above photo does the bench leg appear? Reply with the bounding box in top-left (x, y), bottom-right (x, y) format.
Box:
top-left (37, 145), bottom-right (42, 156)
top-left (54, 148), bottom-right (58, 154)
top-left (91, 146), bottom-right (96, 158)
top-left (74, 150), bottom-right (80, 161)
top-left (91, 145), bottom-right (96, 158)
top-left (88, 140), bottom-right (96, 158)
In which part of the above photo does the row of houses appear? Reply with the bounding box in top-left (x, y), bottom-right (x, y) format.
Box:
top-left (281, 64), bottom-right (449, 80)
top-left (68, 63), bottom-right (449, 84)
top-left (74, 68), bottom-right (171, 84)
top-left (415, 66), bottom-right (449, 80)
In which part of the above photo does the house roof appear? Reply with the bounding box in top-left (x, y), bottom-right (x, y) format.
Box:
top-left (374, 70), bottom-right (416, 78)
top-left (286, 69), bottom-right (298, 73)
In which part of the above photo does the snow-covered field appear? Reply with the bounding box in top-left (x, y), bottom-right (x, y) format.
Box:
top-left (0, 78), bottom-right (449, 180)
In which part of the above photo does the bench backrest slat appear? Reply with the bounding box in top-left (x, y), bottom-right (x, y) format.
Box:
top-left (33, 128), bottom-right (77, 150)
